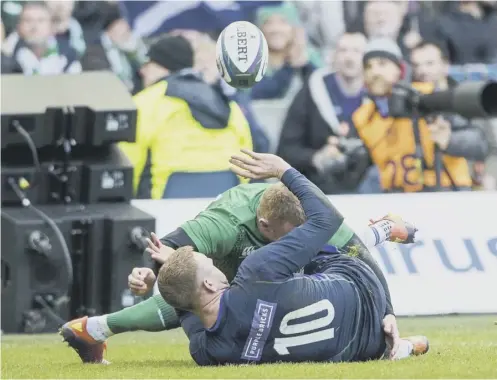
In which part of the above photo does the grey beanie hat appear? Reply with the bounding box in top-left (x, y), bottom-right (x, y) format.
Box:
top-left (363, 38), bottom-right (403, 67)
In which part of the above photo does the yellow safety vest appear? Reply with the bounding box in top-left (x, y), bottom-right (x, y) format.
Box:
top-left (119, 78), bottom-right (253, 199)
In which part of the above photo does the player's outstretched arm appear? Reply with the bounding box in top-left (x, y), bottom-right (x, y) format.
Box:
top-left (230, 150), bottom-right (337, 281)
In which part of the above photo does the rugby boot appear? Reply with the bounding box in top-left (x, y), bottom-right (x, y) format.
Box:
top-left (388, 335), bottom-right (430, 360)
top-left (60, 316), bottom-right (109, 364)
top-left (404, 335), bottom-right (430, 356)
top-left (370, 214), bottom-right (417, 244)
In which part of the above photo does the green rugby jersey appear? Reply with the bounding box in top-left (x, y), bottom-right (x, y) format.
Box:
top-left (181, 183), bottom-right (269, 280)
top-left (181, 183), bottom-right (354, 280)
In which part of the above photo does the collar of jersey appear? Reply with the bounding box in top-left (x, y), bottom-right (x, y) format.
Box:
top-left (206, 290), bottom-right (228, 333)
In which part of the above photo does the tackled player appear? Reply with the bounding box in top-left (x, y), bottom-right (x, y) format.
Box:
top-left (61, 150), bottom-right (419, 364)
top-left (156, 151), bottom-right (429, 365)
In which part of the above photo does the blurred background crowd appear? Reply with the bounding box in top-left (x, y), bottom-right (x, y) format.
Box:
top-left (2, 0), bottom-right (497, 198)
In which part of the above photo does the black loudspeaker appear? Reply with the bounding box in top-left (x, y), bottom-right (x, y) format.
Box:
top-left (1, 145), bottom-right (50, 206)
top-left (0, 84), bottom-right (56, 148)
top-left (101, 204), bottom-right (156, 313)
top-left (1, 164), bottom-right (42, 205)
top-left (78, 145), bottom-right (134, 204)
top-left (1, 205), bottom-right (106, 333)
top-left (1, 203), bottom-right (155, 333)
top-left (1, 72), bottom-right (137, 149)
top-left (1, 146), bottom-right (133, 206)
top-left (1, 206), bottom-right (102, 332)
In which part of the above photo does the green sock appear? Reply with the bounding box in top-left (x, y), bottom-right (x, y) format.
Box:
top-left (106, 294), bottom-right (180, 334)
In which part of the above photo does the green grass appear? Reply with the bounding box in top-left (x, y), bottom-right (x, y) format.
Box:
top-left (2, 315), bottom-right (497, 379)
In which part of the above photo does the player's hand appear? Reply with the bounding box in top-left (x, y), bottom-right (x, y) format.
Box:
top-left (230, 149), bottom-right (292, 180)
top-left (128, 267), bottom-right (156, 296)
top-left (145, 232), bottom-right (175, 264)
top-left (383, 314), bottom-right (401, 359)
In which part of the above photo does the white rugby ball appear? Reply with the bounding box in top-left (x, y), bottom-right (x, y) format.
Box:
top-left (216, 21), bottom-right (268, 89)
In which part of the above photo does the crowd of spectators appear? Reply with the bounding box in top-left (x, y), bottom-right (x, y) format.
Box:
top-left (2, 0), bottom-right (497, 198)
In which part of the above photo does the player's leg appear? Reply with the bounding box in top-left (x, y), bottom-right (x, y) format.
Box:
top-left (341, 232), bottom-right (396, 315)
top-left (346, 214), bottom-right (419, 327)
top-left (61, 228), bottom-right (197, 362)
top-left (325, 256), bottom-right (429, 361)
top-left (61, 294), bottom-right (179, 363)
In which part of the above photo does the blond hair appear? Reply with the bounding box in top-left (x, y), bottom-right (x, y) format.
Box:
top-left (257, 183), bottom-right (305, 226)
top-left (157, 246), bottom-right (198, 311)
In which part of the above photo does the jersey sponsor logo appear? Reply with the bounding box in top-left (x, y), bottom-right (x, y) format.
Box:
top-left (241, 299), bottom-right (277, 362)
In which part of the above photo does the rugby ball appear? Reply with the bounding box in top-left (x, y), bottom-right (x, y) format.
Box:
top-left (216, 21), bottom-right (269, 89)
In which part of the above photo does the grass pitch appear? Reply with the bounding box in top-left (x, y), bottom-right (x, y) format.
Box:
top-left (2, 315), bottom-right (497, 379)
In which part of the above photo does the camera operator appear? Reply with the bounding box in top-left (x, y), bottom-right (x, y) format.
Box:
top-left (352, 38), bottom-right (489, 193)
top-left (410, 39), bottom-right (493, 190)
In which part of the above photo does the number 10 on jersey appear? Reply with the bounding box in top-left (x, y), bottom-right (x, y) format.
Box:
top-left (273, 299), bottom-right (335, 355)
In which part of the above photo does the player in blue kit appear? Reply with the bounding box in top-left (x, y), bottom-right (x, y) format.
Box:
top-left (155, 150), bottom-right (429, 365)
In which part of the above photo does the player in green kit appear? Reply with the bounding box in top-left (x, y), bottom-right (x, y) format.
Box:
top-left (61, 175), bottom-right (416, 364)
top-left (170, 182), bottom-right (305, 282)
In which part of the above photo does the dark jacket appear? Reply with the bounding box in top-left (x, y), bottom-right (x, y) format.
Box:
top-left (443, 114), bottom-right (489, 163)
top-left (250, 62), bottom-right (317, 100)
top-left (439, 78), bottom-right (490, 164)
top-left (1, 53), bottom-right (15, 74)
top-left (72, 1), bottom-right (110, 43)
top-left (277, 69), bottom-right (368, 194)
top-left (428, 6), bottom-right (497, 64)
